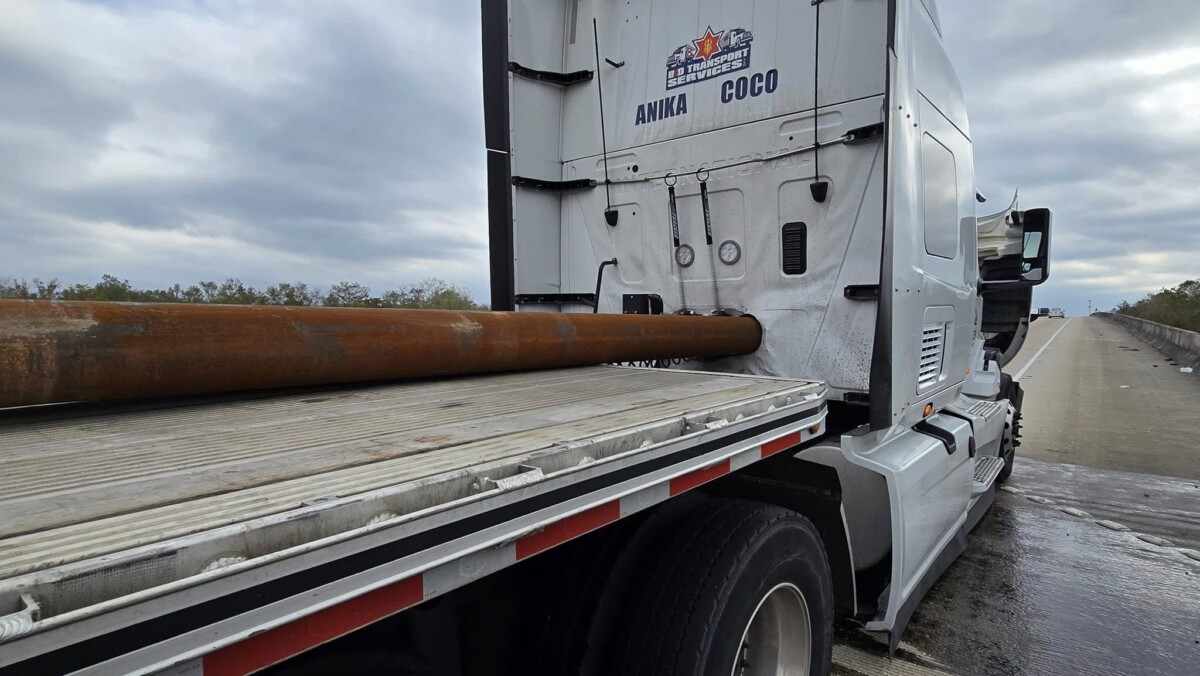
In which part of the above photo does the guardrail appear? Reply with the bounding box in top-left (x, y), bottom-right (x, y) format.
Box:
top-left (1097, 313), bottom-right (1200, 370)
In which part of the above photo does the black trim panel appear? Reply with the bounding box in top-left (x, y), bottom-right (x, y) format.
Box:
top-left (482, 0), bottom-right (514, 311)
top-left (845, 121), bottom-right (885, 145)
top-left (3, 405), bottom-right (823, 676)
top-left (869, 49), bottom-right (894, 431)
top-left (507, 62), bottom-right (593, 86)
top-left (486, 151), bottom-right (515, 311)
top-left (622, 294), bottom-right (664, 315)
top-left (843, 284), bottom-right (880, 301)
top-left (914, 419), bottom-right (957, 455)
top-left (511, 176), bottom-right (597, 192)
top-left (939, 410), bottom-right (977, 457)
top-left (781, 222), bottom-right (808, 275)
top-left (887, 0), bottom-right (897, 50)
top-left (515, 293), bottom-right (597, 307)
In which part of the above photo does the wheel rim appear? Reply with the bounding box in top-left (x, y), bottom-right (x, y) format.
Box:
top-left (730, 582), bottom-right (812, 676)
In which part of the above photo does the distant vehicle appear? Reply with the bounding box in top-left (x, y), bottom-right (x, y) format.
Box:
top-left (1038, 307), bottom-right (1051, 317)
top-left (1049, 308), bottom-right (1065, 318)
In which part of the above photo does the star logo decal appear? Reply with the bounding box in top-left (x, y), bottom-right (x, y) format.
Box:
top-left (665, 25), bottom-right (754, 90)
top-left (692, 27), bottom-right (722, 62)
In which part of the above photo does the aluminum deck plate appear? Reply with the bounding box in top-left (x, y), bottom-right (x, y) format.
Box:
top-left (0, 367), bottom-right (820, 584)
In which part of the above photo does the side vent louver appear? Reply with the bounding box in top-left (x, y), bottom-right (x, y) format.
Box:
top-left (918, 323), bottom-right (946, 389)
top-left (781, 222), bottom-right (807, 275)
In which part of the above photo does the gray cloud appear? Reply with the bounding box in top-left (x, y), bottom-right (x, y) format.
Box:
top-left (942, 0), bottom-right (1200, 313)
top-left (1, 1), bottom-right (1196, 314)
top-left (0, 0), bottom-right (489, 299)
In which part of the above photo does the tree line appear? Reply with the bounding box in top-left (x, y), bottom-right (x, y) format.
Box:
top-left (0, 275), bottom-right (485, 310)
top-left (1116, 278), bottom-right (1200, 332)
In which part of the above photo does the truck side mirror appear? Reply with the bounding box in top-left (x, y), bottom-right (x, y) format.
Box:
top-left (980, 207), bottom-right (1052, 290)
top-left (1019, 208), bottom-right (1051, 285)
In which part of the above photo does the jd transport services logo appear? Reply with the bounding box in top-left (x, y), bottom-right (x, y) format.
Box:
top-left (665, 26), bottom-right (754, 90)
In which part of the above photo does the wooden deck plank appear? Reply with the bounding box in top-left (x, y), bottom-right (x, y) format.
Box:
top-left (0, 367), bottom-right (820, 580)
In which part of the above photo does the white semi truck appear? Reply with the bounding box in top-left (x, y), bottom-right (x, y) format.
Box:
top-left (0, 1), bottom-right (1050, 674)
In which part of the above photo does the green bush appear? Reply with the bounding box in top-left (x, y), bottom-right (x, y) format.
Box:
top-left (1115, 279), bottom-right (1200, 332)
top-left (0, 275), bottom-right (485, 311)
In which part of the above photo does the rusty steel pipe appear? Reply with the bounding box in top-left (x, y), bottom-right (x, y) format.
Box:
top-left (0, 300), bottom-right (762, 408)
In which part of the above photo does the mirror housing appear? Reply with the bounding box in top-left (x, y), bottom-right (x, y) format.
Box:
top-left (1019, 208), bottom-right (1052, 285)
top-left (980, 207), bottom-right (1052, 290)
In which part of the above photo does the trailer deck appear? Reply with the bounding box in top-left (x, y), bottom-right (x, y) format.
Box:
top-left (0, 366), bottom-right (825, 674)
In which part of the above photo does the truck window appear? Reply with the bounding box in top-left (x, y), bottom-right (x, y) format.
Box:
top-left (922, 133), bottom-right (959, 259)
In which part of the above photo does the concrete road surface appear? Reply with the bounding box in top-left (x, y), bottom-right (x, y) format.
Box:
top-left (1006, 316), bottom-right (1200, 479)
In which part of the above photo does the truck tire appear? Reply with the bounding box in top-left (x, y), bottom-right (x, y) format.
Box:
top-left (996, 422), bottom-right (1016, 484)
top-left (611, 500), bottom-right (834, 676)
top-left (997, 373), bottom-right (1020, 484)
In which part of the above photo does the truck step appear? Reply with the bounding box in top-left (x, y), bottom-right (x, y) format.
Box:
top-left (972, 456), bottom-right (1006, 494)
top-left (965, 400), bottom-right (1005, 419)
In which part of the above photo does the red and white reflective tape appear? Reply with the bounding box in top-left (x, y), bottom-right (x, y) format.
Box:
top-left (190, 420), bottom-right (822, 675)
top-left (515, 501), bottom-right (622, 560)
top-left (202, 576), bottom-right (424, 676)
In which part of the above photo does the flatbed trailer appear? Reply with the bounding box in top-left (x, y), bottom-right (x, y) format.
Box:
top-left (0, 367), bottom-right (825, 675)
top-left (0, 0), bottom-right (1061, 673)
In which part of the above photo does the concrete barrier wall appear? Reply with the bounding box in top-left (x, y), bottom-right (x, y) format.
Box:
top-left (1098, 313), bottom-right (1200, 370)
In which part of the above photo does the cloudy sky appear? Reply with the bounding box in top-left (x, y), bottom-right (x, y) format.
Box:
top-left (0, 0), bottom-right (1197, 314)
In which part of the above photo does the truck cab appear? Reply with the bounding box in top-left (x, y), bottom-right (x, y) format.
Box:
top-left (486, 0), bottom-right (1051, 660)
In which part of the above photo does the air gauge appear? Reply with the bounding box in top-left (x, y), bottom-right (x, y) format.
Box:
top-left (718, 240), bottom-right (741, 265)
top-left (674, 244), bottom-right (696, 268)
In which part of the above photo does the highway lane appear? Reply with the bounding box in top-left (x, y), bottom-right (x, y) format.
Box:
top-left (1004, 314), bottom-right (1200, 548)
top-left (1009, 316), bottom-right (1200, 479)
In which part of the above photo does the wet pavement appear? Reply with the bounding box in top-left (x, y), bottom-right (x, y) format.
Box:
top-left (835, 472), bottom-right (1200, 675)
top-left (832, 317), bottom-right (1200, 674)
top-left (1010, 457), bottom-right (1200, 551)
